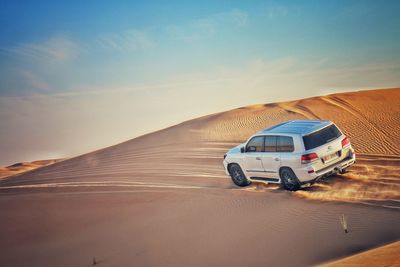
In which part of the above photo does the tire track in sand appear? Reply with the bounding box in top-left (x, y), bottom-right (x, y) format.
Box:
top-left (277, 103), bottom-right (321, 120)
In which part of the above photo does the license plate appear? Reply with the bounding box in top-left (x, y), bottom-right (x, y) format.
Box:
top-left (323, 152), bottom-right (338, 163)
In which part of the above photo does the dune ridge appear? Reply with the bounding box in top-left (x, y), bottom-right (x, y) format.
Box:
top-left (0, 159), bottom-right (60, 179)
top-left (320, 241), bottom-right (400, 266)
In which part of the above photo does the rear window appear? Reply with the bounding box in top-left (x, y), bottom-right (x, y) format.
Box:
top-left (303, 124), bottom-right (341, 150)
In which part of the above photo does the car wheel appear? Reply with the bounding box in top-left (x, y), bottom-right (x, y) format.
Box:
top-left (280, 168), bottom-right (301, 191)
top-left (228, 164), bottom-right (250, 187)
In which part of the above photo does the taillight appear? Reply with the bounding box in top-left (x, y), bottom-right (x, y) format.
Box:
top-left (341, 137), bottom-right (350, 148)
top-left (301, 153), bottom-right (319, 164)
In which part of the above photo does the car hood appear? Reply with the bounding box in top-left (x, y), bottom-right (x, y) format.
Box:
top-left (228, 143), bottom-right (245, 154)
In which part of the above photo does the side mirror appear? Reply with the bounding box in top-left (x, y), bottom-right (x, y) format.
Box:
top-left (240, 147), bottom-right (245, 153)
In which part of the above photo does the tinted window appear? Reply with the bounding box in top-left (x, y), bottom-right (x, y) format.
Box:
top-left (264, 136), bottom-right (277, 152)
top-left (277, 136), bottom-right (294, 152)
top-left (246, 136), bottom-right (264, 152)
top-left (303, 124), bottom-right (341, 150)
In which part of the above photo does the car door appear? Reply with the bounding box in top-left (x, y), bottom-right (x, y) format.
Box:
top-left (243, 136), bottom-right (265, 176)
top-left (260, 136), bottom-right (281, 180)
top-left (276, 135), bottom-right (295, 176)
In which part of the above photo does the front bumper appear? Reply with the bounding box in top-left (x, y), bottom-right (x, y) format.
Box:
top-left (223, 159), bottom-right (230, 175)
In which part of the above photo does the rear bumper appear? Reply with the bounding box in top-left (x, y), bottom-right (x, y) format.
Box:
top-left (300, 155), bottom-right (355, 185)
top-left (315, 155), bottom-right (355, 176)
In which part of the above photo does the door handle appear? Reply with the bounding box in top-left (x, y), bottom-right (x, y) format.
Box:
top-left (256, 157), bottom-right (261, 160)
top-left (274, 157), bottom-right (280, 161)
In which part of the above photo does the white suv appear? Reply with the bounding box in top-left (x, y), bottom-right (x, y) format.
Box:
top-left (223, 120), bottom-right (355, 191)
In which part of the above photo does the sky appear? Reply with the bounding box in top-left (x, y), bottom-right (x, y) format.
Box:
top-left (0, 0), bottom-right (399, 165)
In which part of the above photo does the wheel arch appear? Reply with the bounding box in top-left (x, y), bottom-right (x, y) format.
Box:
top-left (279, 166), bottom-right (301, 191)
top-left (227, 162), bottom-right (242, 172)
top-left (279, 166), bottom-right (294, 177)
top-left (227, 162), bottom-right (250, 179)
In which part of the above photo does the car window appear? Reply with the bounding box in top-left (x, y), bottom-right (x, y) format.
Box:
top-left (264, 136), bottom-right (277, 152)
top-left (277, 136), bottom-right (294, 152)
top-left (303, 124), bottom-right (341, 150)
top-left (246, 136), bottom-right (264, 152)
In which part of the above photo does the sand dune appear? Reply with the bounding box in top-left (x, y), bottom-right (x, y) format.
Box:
top-left (2, 88), bottom-right (398, 205)
top-left (0, 159), bottom-right (60, 180)
top-left (320, 241), bottom-right (400, 266)
top-left (0, 88), bottom-right (399, 266)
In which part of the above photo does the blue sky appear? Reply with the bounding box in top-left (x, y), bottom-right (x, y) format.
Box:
top-left (0, 0), bottom-right (399, 164)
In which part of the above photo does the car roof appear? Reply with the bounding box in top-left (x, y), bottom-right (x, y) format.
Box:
top-left (258, 120), bottom-right (332, 135)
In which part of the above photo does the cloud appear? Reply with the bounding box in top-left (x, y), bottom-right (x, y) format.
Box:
top-left (167, 9), bottom-right (248, 43)
top-left (20, 70), bottom-right (51, 92)
top-left (266, 6), bottom-right (288, 19)
top-left (166, 25), bottom-right (206, 43)
top-left (152, 57), bottom-right (400, 108)
top-left (2, 35), bottom-right (80, 63)
top-left (264, 5), bottom-right (301, 19)
top-left (230, 9), bottom-right (248, 26)
top-left (97, 30), bottom-right (155, 51)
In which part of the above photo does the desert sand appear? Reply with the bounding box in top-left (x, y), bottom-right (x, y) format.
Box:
top-left (0, 88), bottom-right (399, 266)
top-left (0, 159), bottom-right (60, 180)
top-left (320, 241), bottom-right (400, 266)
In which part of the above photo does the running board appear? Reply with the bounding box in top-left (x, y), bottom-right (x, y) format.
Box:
top-left (250, 177), bottom-right (279, 182)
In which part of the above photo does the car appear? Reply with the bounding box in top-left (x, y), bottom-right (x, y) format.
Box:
top-left (223, 120), bottom-right (356, 191)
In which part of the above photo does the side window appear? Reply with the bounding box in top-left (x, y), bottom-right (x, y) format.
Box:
top-left (264, 136), bottom-right (277, 152)
top-left (277, 136), bottom-right (294, 152)
top-left (246, 136), bottom-right (264, 152)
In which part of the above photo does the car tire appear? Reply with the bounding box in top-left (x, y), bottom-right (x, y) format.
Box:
top-left (228, 163), bottom-right (251, 187)
top-left (280, 168), bottom-right (301, 191)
